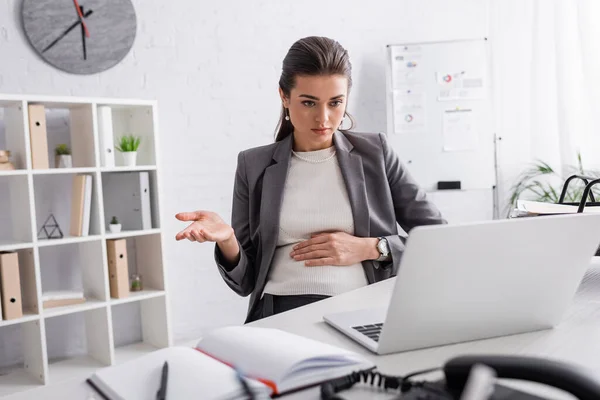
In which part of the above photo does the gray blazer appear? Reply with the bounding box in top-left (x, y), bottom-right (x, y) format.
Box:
top-left (214, 130), bottom-right (446, 322)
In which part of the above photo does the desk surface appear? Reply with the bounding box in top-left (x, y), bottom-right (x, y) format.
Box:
top-left (7, 260), bottom-right (600, 400)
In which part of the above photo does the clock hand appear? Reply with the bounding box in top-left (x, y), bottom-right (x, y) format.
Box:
top-left (80, 6), bottom-right (87, 60)
top-left (72, 0), bottom-right (90, 38)
top-left (42, 9), bottom-right (93, 54)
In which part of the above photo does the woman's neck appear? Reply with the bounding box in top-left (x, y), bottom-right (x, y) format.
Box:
top-left (292, 133), bottom-right (334, 152)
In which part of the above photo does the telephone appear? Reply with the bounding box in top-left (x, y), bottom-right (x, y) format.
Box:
top-left (320, 354), bottom-right (600, 400)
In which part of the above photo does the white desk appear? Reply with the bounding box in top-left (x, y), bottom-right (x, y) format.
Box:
top-left (6, 260), bottom-right (600, 400)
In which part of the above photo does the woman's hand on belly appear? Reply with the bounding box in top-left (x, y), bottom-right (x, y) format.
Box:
top-left (289, 232), bottom-right (379, 267)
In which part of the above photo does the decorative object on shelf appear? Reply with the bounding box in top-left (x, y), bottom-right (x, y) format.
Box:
top-left (0, 150), bottom-right (15, 170)
top-left (109, 216), bottom-right (122, 233)
top-left (130, 273), bottom-right (142, 292)
top-left (115, 135), bottom-right (141, 166)
top-left (54, 143), bottom-right (72, 168)
top-left (37, 213), bottom-right (64, 239)
top-left (21, 0), bottom-right (137, 75)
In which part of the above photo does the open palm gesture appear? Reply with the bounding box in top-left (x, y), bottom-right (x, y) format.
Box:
top-left (175, 210), bottom-right (233, 243)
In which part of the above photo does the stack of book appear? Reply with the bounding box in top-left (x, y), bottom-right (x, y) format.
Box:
top-left (42, 290), bottom-right (86, 309)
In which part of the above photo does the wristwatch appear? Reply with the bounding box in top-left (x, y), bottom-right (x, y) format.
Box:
top-left (375, 237), bottom-right (390, 262)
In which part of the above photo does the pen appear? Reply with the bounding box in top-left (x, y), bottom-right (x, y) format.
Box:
top-left (156, 361), bottom-right (168, 400)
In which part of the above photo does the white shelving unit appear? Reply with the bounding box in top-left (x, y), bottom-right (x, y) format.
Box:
top-left (0, 94), bottom-right (172, 397)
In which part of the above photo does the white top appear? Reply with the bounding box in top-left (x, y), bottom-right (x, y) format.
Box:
top-left (263, 146), bottom-right (369, 297)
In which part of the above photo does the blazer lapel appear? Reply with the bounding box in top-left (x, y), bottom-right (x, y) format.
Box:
top-left (334, 131), bottom-right (370, 239)
top-left (258, 135), bottom-right (293, 286)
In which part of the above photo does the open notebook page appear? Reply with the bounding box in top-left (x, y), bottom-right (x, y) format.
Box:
top-left (88, 346), bottom-right (270, 400)
top-left (196, 326), bottom-right (375, 394)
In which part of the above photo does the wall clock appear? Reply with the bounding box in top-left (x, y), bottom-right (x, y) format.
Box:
top-left (22, 0), bottom-right (137, 75)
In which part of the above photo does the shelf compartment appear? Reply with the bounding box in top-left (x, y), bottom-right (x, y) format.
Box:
top-left (0, 319), bottom-right (46, 395)
top-left (44, 307), bottom-right (111, 383)
top-left (0, 101), bottom-right (27, 171)
top-left (33, 173), bottom-right (102, 240)
top-left (0, 175), bottom-right (34, 244)
top-left (111, 296), bottom-right (169, 365)
top-left (101, 170), bottom-right (161, 232)
top-left (105, 233), bottom-right (165, 298)
top-left (26, 102), bottom-right (96, 170)
top-left (96, 104), bottom-right (156, 168)
top-left (38, 240), bottom-right (108, 309)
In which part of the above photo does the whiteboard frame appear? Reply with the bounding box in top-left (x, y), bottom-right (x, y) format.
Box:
top-left (384, 38), bottom-right (496, 190)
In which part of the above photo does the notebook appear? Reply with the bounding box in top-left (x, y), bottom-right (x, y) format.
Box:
top-left (87, 326), bottom-right (375, 399)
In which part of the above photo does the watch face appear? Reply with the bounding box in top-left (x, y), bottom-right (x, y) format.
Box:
top-left (22, 0), bottom-right (137, 75)
top-left (377, 238), bottom-right (389, 254)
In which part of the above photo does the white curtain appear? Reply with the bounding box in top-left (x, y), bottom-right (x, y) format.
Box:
top-left (491, 0), bottom-right (600, 213)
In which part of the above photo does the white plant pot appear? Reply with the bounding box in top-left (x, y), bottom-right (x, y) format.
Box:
top-left (109, 224), bottom-right (122, 233)
top-left (55, 155), bottom-right (72, 168)
top-left (121, 151), bottom-right (137, 167)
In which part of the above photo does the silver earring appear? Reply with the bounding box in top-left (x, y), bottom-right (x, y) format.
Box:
top-left (285, 109), bottom-right (290, 121)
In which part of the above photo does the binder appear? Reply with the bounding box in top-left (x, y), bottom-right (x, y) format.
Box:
top-left (28, 104), bottom-right (49, 169)
top-left (103, 172), bottom-right (152, 231)
top-left (512, 175), bottom-right (600, 217)
top-left (97, 106), bottom-right (115, 167)
top-left (106, 239), bottom-right (129, 298)
top-left (70, 174), bottom-right (92, 236)
top-left (0, 252), bottom-right (24, 320)
top-left (511, 174), bottom-right (600, 256)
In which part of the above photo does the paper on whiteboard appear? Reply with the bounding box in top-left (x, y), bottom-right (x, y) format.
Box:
top-left (393, 89), bottom-right (426, 134)
top-left (391, 46), bottom-right (425, 88)
top-left (442, 108), bottom-right (477, 151)
top-left (437, 71), bottom-right (485, 101)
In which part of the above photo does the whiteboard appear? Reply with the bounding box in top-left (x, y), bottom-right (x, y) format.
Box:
top-left (385, 38), bottom-right (496, 193)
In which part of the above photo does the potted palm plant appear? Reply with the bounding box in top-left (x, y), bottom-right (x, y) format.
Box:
top-left (115, 135), bottom-right (141, 166)
top-left (55, 144), bottom-right (72, 168)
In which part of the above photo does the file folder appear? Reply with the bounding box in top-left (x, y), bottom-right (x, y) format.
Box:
top-left (28, 104), bottom-right (50, 169)
top-left (0, 252), bottom-right (24, 320)
top-left (106, 239), bottom-right (129, 298)
top-left (97, 106), bottom-right (115, 167)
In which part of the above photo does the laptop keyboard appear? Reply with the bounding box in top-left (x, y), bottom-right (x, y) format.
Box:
top-left (352, 323), bottom-right (384, 342)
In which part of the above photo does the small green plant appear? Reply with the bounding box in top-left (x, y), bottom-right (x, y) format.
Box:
top-left (115, 135), bottom-right (141, 152)
top-left (110, 216), bottom-right (119, 225)
top-left (55, 144), bottom-right (71, 155)
top-left (131, 279), bottom-right (142, 291)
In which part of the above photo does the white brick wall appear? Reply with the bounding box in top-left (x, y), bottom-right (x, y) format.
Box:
top-left (0, 0), bottom-right (488, 356)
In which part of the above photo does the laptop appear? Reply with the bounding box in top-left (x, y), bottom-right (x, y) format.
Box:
top-left (323, 214), bottom-right (600, 355)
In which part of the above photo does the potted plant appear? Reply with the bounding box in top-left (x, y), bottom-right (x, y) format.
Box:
top-left (115, 135), bottom-right (141, 167)
top-left (109, 216), bottom-right (122, 233)
top-left (55, 144), bottom-right (72, 168)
